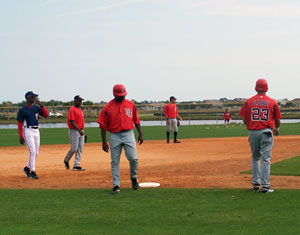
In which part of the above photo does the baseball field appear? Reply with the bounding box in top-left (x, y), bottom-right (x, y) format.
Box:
top-left (1, 123), bottom-right (300, 234)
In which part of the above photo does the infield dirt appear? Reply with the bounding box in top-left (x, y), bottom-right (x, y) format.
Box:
top-left (1, 136), bottom-right (300, 189)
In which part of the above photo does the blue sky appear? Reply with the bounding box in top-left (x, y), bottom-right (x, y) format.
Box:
top-left (1, 0), bottom-right (300, 102)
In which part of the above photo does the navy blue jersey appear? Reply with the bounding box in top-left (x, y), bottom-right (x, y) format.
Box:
top-left (17, 105), bottom-right (43, 127)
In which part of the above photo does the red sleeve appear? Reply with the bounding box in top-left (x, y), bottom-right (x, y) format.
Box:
top-left (239, 102), bottom-right (247, 120)
top-left (97, 108), bottom-right (108, 130)
top-left (164, 105), bottom-right (168, 118)
top-left (18, 121), bottom-right (23, 139)
top-left (133, 104), bottom-right (140, 124)
top-left (41, 106), bottom-right (48, 118)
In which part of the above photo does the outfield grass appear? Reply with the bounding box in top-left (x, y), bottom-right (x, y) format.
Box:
top-left (242, 155), bottom-right (300, 176)
top-left (1, 123), bottom-right (300, 147)
top-left (0, 188), bottom-right (300, 235)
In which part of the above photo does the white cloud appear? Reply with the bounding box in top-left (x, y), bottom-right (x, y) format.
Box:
top-left (57, 0), bottom-right (145, 17)
top-left (185, 0), bottom-right (300, 19)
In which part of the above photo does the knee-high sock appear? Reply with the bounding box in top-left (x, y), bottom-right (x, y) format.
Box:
top-left (174, 132), bottom-right (178, 141)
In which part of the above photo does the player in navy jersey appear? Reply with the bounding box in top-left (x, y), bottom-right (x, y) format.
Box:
top-left (17, 91), bottom-right (48, 179)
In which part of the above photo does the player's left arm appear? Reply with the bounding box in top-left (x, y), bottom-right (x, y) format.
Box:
top-left (133, 104), bottom-right (143, 145)
top-left (273, 119), bottom-right (280, 136)
top-left (273, 103), bottom-right (281, 136)
top-left (135, 123), bottom-right (143, 145)
top-left (17, 121), bottom-right (25, 144)
top-left (36, 99), bottom-right (48, 117)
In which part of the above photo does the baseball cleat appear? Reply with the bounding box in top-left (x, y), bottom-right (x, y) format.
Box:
top-left (167, 140), bottom-right (169, 144)
top-left (131, 178), bottom-right (139, 190)
top-left (174, 140), bottom-right (181, 143)
top-left (253, 185), bottom-right (260, 192)
top-left (112, 185), bottom-right (120, 194)
top-left (64, 161), bottom-right (70, 170)
top-left (262, 188), bottom-right (274, 193)
top-left (23, 167), bottom-right (31, 178)
top-left (73, 166), bottom-right (85, 171)
top-left (30, 171), bottom-right (39, 180)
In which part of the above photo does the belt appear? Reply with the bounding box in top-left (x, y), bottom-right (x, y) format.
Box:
top-left (26, 126), bottom-right (39, 129)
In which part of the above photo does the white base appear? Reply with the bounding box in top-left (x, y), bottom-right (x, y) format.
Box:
top-left (139, 182), bottom-right (160, 188)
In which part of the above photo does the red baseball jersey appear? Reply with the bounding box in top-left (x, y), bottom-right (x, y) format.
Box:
top-left (67, 106), bottom-right (85, 129)
top-left (239, 94), bottom-right (281, 130)
top-left (164, 103), bottom-right (178, 119)
top-left (223, 111), bottom-right (231, 120)
top-left (97, 99), bottom-right (140, 133)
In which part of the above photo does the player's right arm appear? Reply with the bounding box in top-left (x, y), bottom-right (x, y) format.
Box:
top-left (101, 128), bottom-right (109, 152)
top-left (164, 105), bottom-right (170, 124)
top-left (16, 109), bottom-right (25, 145)
top-left (239, 102), bottom-right (248, 126)
top-left (18, 121), bottom-right (25, 145)
top-left (69, 120), bottom-right (84, 136)
top-left (97, 107), bottom-right (109, 152)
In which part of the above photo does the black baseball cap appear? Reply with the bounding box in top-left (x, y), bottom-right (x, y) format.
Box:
top-left (25, 91), bottom-right (38, 99)
top-left (74, 95), bottom-right (84, 101)
top-left (170, 96), bottom-right (177, 101)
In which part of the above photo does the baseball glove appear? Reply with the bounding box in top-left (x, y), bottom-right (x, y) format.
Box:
top-left (177, 120), bottom-right (180, 127)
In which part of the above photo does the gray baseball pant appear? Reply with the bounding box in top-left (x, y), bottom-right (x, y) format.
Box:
top-left (64, 129), bottom-right (84, 167)
top-left (109, 130), bottom-right (138, 187)
top-left (167, 118), bottom-right (178, 132)
top-left (249, 128), bottom-right (274, 188)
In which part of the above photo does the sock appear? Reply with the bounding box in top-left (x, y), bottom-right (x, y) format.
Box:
top-left (174, 132), bottom-right (178, 141)
top-left (167, 131), bottom-right (170, 141)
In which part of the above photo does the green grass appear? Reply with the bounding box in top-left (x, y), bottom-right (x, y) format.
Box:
top-left (1, 188), bottom-right (300, 235)
top-left (1, 123), bottom-right (300, 147)
top-left (242, 155), bottom-right (300, 176)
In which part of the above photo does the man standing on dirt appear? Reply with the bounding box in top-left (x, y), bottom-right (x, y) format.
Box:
top-left (17, 91), bottom-right (48, 179)
top-left (239, 79), bottom-right (281, 193)
top-left (97, 84), bottom-right (143, 194)
top-left (164, 96), bottom-right (182, 144)
top-left (64, 95), bottom-right (86, 171)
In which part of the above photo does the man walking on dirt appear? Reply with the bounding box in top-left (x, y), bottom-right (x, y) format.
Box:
top-left (64, 95), bottom-right (86, 171)
top-left (97, 84), bottom-right (143, 194)
top-left (239, 79), bottom-right (281, 193)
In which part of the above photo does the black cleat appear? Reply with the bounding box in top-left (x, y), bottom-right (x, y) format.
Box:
top-left (64, 161), bottom-right (70, 170)
top-left (253, 185), bottom-right (260, 192)
top-left (23, 167), bottom-right (31, 178)
top-left (73, 166), bottom-right (85, 171)
top-left (131, 178), bottom-right (139, 190)
top-left (30, 171), bottom-right (39, 180)
top-left (262, 187), bottom-right (274, 193)
top-left (174, 140), bottom-right (181, 143)
top-left (167, 140), bottom-right (169, 144)
top-left (112, 185), bottom-right (120, 194)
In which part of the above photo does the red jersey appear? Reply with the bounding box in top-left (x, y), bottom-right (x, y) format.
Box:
top-left (239, 94), bottom-right (281, 130)
top-left (164, 103), bottom-right (178, 119)
top-left (67, 106), bottom-right (85, 129)
top-left (223, 111), bottom-right (231, 120)
top-left (97, 99), bottom-right (140, 133)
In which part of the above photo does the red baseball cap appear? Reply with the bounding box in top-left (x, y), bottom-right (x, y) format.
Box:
top-left (113, 84), bottom-right (128, 96)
